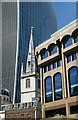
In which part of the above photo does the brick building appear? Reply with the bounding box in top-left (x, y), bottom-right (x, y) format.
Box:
top-left (1, 102), bottom-right (41, 119)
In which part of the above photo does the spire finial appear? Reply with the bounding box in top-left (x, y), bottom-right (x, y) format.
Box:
top-left (31, 27), bottom-right (34, 33)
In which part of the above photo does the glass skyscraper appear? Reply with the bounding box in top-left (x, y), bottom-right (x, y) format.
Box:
top-left (0, 2), bottom-right (17, 99)
top-left (14, 2), bottom-right (57, 103)
top-left (0, 1), bottom-right (57, 103)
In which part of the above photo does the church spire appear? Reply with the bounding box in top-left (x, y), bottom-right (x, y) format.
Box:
top-left (26, 27), bottom-right (35, 73)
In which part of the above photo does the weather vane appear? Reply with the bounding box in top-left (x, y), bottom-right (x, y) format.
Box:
top-left (31, 26), bottom-right (34, 33)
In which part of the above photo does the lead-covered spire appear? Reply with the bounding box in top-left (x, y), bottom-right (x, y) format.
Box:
top-left (26, 27), bottom-right (35, 73)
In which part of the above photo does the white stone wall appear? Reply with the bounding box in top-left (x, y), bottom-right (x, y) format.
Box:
top-left (21, 76), bottom-right (36, 103)
top-left (0, 111), bottom-right (5, 119)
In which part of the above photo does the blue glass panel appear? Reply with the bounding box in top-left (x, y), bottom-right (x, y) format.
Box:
top-left (48, 64), bottom-right (51, 71)
top-left (75, 36), bottom-right (78, 43)
top-left (53, 62), bottom-right (56, 69)
top-left (50, 45), bottom-right (57, 55)
top-left (42, 50), bottom-right (48, 60)
top-left (45, 77), bottom-right (52, 102)
top-left (57, 60), bottom-right (61, 67)
top-left (38, 68), bottom-right (40, 75)
top-left (54, 73), bottom-right (62, 100)
top-left (72, 53), bottom-right (77, 60)
top-left (67, 55), bottom-right (71, 63)
top-left (64, 37), bottom-right (73, 48)
top-left (44, 66), bottom-right (47, 73)
top-left (69, 67), bottom-right (78, 96)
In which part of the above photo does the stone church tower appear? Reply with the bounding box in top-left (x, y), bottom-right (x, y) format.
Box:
top-left (21, 27), bottom-right (40, 103)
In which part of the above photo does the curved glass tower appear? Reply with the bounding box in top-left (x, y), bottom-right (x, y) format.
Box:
top-left (14, 2), bottom-right (57, 103)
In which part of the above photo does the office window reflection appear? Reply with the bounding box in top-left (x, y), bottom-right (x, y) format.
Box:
top-left (41, 49), bottom-right (48, 60)
top-left (49, 45), bottom-right (57, 55)
top-left (68, 66), bottom-right (78, 96)
top-left (45, 76), bottom-right (52, 102)
top-left (64, 37), bottom-right (73, 48)
top-left (54, 73), bottom-right (62, 100)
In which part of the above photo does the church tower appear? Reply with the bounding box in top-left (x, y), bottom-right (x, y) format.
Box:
top-left (21, 27), bottom-right (40, 103)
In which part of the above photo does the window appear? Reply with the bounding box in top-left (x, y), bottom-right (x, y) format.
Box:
top-left (64, 37), bottom-right (73, 48)
top-left (4, 97), bottom-right (5, 101)
top-left (45, 76), bottom-right (52, 103)
top-left (45, 107), bottom-right (66, 118)
top-left (49, 45), bottom-right (57, 55)
top-left (54, 73), bottom-right (62, 100)
top-left (53, 62), bottom-right (56, 69)
top-left (27, 114), bottom-right (31, 118)
top-left (48, 64), bottom-right (51, 71)
top-left (26, 79), bottom-right (30, 88)
top-left (74, 35), bottom-right (78, 43)
top-left (28, 61), bottom-right (30, 66)
top-left (57, 60), bottom-right (61, 67)
top-left (72, 53), bottom-right (77, 61)
top-left (38, 68), bottom-right (40, 75)
top-left (21, 114), bottom-right (24, 119)
top-left (38, 79), bottom-right (40, 89)
top-left (44, 66), bottom-right (47, 73)
top-left (70, 105), bottom-right (78, 114)
top-left (67, 55), bottom-right (71, 63)
top-left (41, 49), bottom-right (48, 60)
top-left (7, 98), bottom-right (9, 101)
top-left (8, 116), bottom-right (11, 118)
top-left (68, 66), bottom-right (78, 96)
top-left (13, 115), bottom-right (17, 118)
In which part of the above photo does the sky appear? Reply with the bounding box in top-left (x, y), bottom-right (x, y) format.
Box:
top-left (54, 2), bottom-right (77, 30)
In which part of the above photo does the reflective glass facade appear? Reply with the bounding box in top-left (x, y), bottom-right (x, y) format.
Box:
top-left (0, 2), bottom-right (17, 100)
top-left (68, 66), bottom-right (78, 96)
top-left (41, 50), bottom-right (48, 60)
top-left (67, 55), bottom-right (71, 63)
top-left (54, 73), bottom-right (62, 100)
top-left (14, 2), bottom-right (57, 103)
top-left (72, 53), bottom-right (77, 60)
top-left (50, 45), bottom-right (57, 55)
top-left (64, 37), bottom-right (73, 48)
top-left (45, 77), bottom-right (52, 103)
top-left (74, 34), bottom-right (78, 43)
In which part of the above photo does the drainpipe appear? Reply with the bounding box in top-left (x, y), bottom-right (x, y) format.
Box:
top-left (35, 107), bottom-right (36, 120)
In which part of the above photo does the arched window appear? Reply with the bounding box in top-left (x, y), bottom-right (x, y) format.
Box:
top-left (74, 34), bottom-right (78, 43)
top-left (64, 37), bottom-right (73, 48)
top-left (27, 113), bottom-right (31, 119)
top-left (21, 114), bottom-right (24, 119)
top-left (68, 66), bottom-right (78, 96)
top-left (49, 44), bottom-right (57, 55)
top-left (45, 76), bottom-right (52, 102)
top-left (41, 49), bottom-right (48, 60)
top-left (8, 116), bottom-right (11, 118)
top-left (54, 73), bottom-right (62, 100)
top-left (13, 115), bottom-right (17, 118)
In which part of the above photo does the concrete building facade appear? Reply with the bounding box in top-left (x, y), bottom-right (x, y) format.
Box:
top-left (35, 19), bottom-right (78, 119)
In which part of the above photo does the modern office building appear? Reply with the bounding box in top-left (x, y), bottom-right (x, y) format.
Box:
top-left (35, 19), bottom-right (78, 119)
top-left (0, 2), bottom-right (17, 100)
top-left (14, 2), bottom-right (57, 103)
top-left (0, 1), bottom-right (57, 103)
